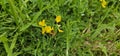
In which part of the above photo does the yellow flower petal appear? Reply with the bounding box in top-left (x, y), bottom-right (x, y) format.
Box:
top-left (42, 27), bottom-right (46, 34)
top-left (101, 0), bottom-right (107, 8)
top-left (55, 16), bottom-right (61, 23)
top-left (39, 20), bottom-right (46, 26)
top-left (45, 26), bottom-right (54, 34)
top-left (58, 29), bottom-right (64, 32)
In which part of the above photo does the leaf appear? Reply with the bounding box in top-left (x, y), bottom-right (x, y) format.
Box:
top-left (0, 32), bottom-right (12, 56)
top-left (10, 33), bottom-right (18, 51)
top-left (91, 24), bottom-right (107, 38)
top-left (13, 52), bottom-right (22, 56)
top-left (99, 43), bottom-right (108, 56)
top-left (0, 32), bottom-right (8, 42)
top-left (48, 53), bottom-right (54, 56)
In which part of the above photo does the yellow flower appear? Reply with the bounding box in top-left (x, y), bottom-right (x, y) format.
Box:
top-left (55, 16), bottom-right (61, 23)
top-left (42, 27), bottom-right (46, 34)
top-left (100, 0), bottom-right (107, 8)
top-left (58, 29), bottom-right (64, 32)
top-left (45, 26), bottom-right (54, 34)
top-left (39, 20), bottom-right (46, 26)
top-left (56, 24), bottom-right (63, 33)
top-left (41, 26), bottom-right (54, 34)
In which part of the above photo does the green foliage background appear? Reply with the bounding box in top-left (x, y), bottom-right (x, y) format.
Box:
top-left (0, 0), bottom-right (120, 56)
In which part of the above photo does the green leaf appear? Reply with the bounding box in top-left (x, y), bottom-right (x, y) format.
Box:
top-left (0, 32), bottom-right (8, 42)
top-left (10, 33), bottom-right (18, 51)
top-left (0, 32), bottom-right (13, 56)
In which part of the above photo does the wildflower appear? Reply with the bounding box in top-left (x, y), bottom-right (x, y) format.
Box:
top-left (39, 20), bottom-right (46, 26)
top-left (45, 26), bottom-right (54, 34)
top-left (100, 0), bottom-right (107, 8)
top-left (57, 24), bottom-right (64, 32)
top-left (58, 29), bottom-right (64, 32)
top-left (55, 16), bottom-right (61, 23)
top-left (42, 27), bottom-right (46, 34)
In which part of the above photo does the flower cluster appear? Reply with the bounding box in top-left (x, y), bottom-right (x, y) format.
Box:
top-left (100, 0), bottom-right (107, 8)
top-left (39, 20), bottom-right (54, 34)
top-left (39, 16), bottom-right (63, 35)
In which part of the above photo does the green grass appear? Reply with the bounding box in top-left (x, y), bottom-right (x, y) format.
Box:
top-left (0, 0), bottom-right (120, 56)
